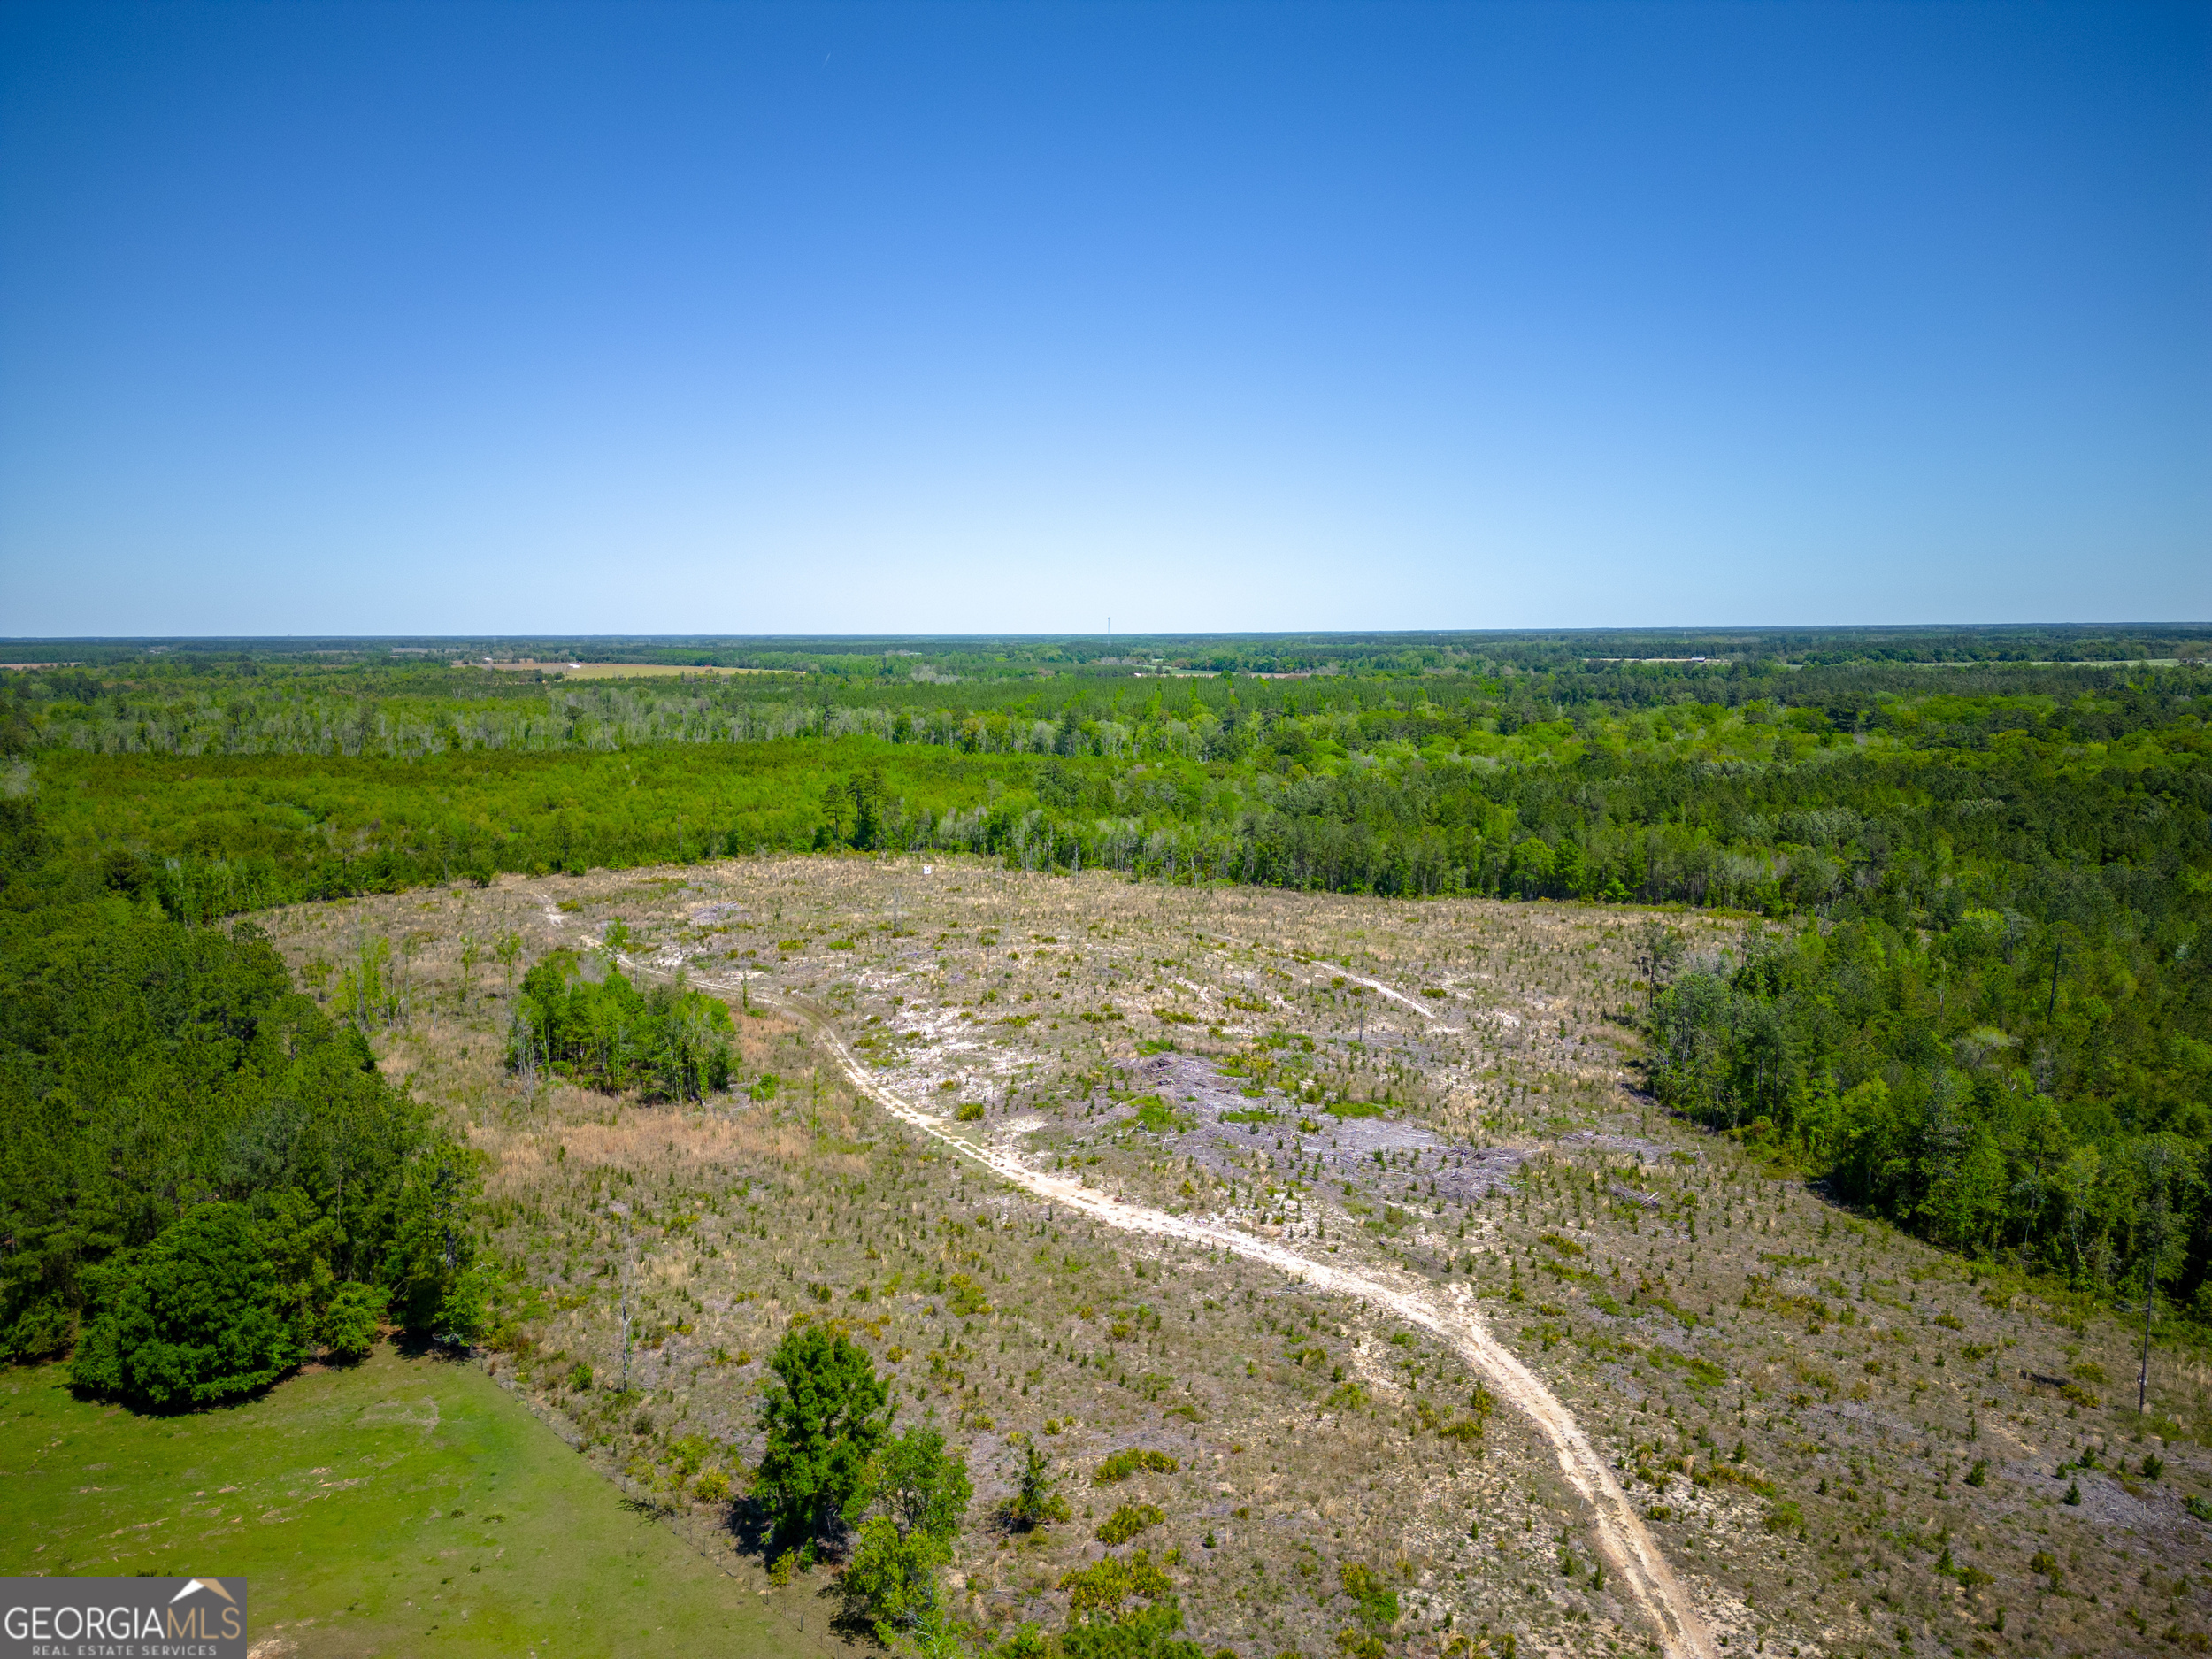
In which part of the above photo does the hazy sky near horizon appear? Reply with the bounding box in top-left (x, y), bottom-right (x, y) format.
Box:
top-left (2, 2), bottom-right (2206, 638)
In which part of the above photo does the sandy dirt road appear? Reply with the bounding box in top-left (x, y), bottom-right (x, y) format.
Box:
top-left (746, 987), bottom-right (1720, 1659)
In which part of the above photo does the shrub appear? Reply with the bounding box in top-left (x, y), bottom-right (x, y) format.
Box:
top-left (843, 1513), bottom-right (949, 1642)
top-left (876, 1426), bottom-right (973, 1541)
top-left (1763, 1499), bottom-right (1804, 1535)
top-left (1063, 1602), bottom-right (1201, 1659)
top-left (1338, 1563), bottom-right (1398, 1628)
top-left (691, 1467), bottom-right (733, 1504)
top-left (1094, 1448), bottom-right (1179, 1485)
top-left (1097, 1502), bottom-right (1166, 1545)
top-left (1131, 1096), bottom-right (1194, 1133)
top-left (319, 1282), bottom-right (387, 1362)
top-left (955, 1102), bottom-right (986, 1122)
top-left (73, 1202), bottom-right (309, 1408)
top-left (1062, 1550), bottom-right (1172, 1614)
top-left (1006, 1440), bottom-right (1071, 1528)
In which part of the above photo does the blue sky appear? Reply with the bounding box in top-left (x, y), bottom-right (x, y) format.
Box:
top-left (2, 1), bottom-right (2205, 636)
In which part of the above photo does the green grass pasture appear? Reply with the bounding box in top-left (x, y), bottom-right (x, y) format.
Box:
top-left (0, 1344), bottom-right (808, 1658)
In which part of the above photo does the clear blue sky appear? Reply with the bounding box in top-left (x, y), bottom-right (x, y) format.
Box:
top-left (2, 1), bottom-right (2205, 636)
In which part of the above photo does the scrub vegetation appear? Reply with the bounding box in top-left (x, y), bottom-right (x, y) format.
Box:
top-left (3, 626), bottom-right (2208, 1659)
top-left (219, 848), bottom-right (2212, 1659)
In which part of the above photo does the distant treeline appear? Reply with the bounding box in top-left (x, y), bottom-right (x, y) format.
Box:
top-left (7, 649), bottom-right (2207, 762)
top-left (4, 620), bottom-right (2207, 674)
top-left (8, 658), bottom-right (2205, 924)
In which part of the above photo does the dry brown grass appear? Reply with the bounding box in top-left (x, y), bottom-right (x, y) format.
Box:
top-left (248, 853), bottom-right (2211, 1659)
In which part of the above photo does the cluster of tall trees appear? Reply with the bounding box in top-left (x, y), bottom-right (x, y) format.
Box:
top-left (508, 948), bottom-right (735, 1099)
top-left (0, 792), bottom-right (480, 1402)
top-left (1644, 841), bottom-right (2212, 1313)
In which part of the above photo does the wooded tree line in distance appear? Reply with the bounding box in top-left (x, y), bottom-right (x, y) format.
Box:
top-left (1, 627), bottom-right (2206, 1386)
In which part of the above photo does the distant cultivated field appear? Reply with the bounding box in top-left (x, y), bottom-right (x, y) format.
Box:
top-left (0, 1343), bottom-right (824, 1659)
top-left (480, 661), bottom-right (801, 678)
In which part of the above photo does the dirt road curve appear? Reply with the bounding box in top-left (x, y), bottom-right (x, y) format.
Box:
top-left (752, 988), bottom-right (1720, 1659)
top-left (542, 886), bottom-right (1714, 1657)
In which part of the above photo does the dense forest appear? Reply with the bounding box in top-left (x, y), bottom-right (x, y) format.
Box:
top-left (2, 626), bottom-right (2207, 1355)
top-left (0, 788), bottom-right (483, 1396)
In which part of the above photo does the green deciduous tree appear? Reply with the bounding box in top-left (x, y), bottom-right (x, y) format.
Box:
top-left (876, 1426), bottom-right (972, 1541)
top-left (72, 1202), bottom-right (309, 1408)
top-left (0, 833), bottom-right (447, 1378)
top-left (841, 1514), bottom-right (949, 1644)
top-left (382, 1147), bottom-right (487, 1343)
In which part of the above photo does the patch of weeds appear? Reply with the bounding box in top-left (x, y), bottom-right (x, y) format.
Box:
top-left (1093, 1448), bottom-right (1179, 1485)
top-left (1096, 1502), bottom-right (1166, 1545)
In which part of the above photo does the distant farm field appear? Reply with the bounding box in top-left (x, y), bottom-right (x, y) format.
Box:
top-left (484, 661), bottom-right (801, 679)
top-left (0, 1344), bottom-right (813, 1659)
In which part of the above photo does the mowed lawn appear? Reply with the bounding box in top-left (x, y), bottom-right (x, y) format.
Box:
top-left (0, 1343), bottom-right (811, 1658)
